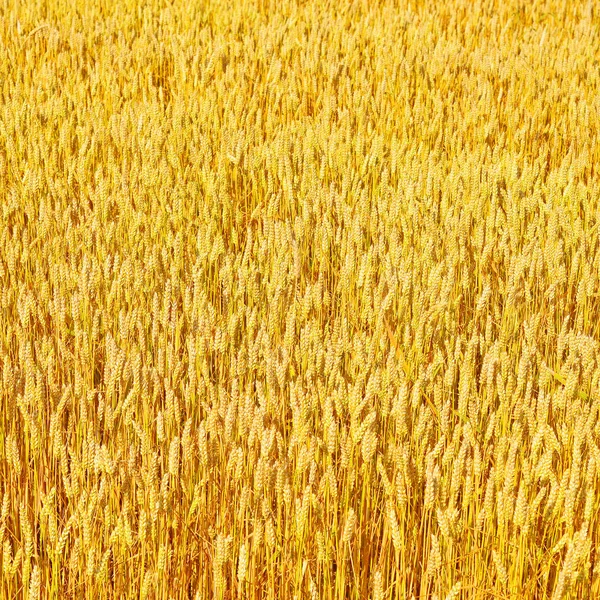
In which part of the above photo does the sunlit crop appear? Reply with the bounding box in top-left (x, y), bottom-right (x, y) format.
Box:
top-left (1, 0), bottom-right (600, 598)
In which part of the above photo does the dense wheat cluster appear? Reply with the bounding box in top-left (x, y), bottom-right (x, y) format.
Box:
top-left (1, 0), bottom-right (600, 597)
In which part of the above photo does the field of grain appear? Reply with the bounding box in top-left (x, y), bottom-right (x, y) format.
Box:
top-left (1, 0), bottom-right (600, 598)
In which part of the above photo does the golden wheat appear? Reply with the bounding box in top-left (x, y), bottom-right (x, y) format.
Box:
top-left (1, 0), bottom-right (600, 598)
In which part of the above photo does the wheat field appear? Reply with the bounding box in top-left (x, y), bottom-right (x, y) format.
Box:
top-left (1, 0), bottom-right (600, 598)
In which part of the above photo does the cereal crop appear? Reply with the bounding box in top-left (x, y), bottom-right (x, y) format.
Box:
top-left (1, 0), bottom-right (600, 598)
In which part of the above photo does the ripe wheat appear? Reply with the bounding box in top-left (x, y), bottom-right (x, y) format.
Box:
top-left (1, 0), bottom-right (600, 598)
